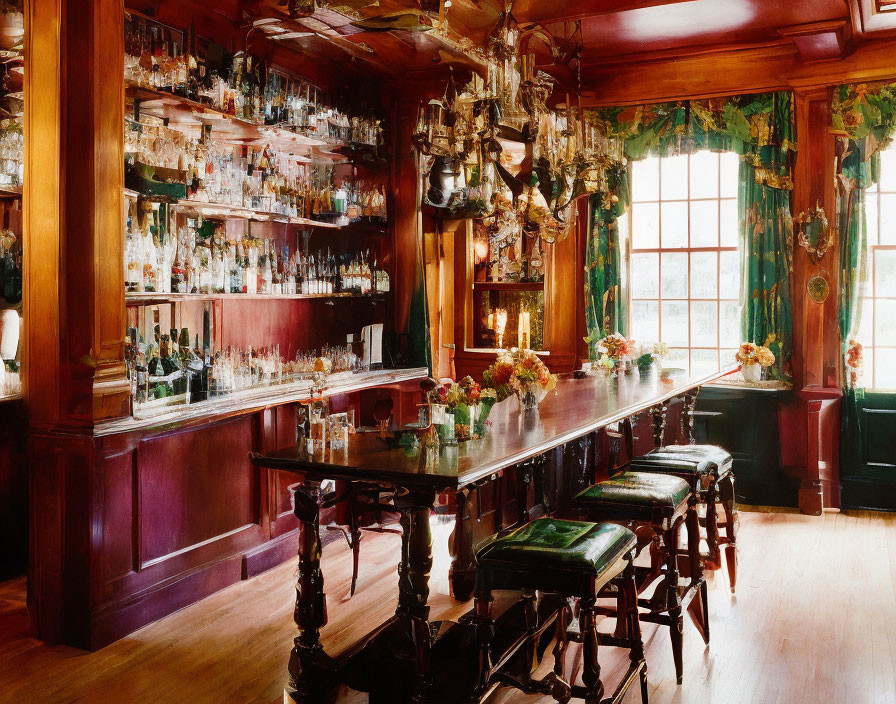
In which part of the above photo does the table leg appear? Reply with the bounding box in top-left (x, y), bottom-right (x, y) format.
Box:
top-left (396, 489), bottom-right (437, 703)
top-left (286, 482), bottom-right (336, 704)
top-left (449, 488), bottom-right (476, 601)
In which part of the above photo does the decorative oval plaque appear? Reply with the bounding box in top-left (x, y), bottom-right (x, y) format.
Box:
top-left (807, 274), bottom-right (830, 304)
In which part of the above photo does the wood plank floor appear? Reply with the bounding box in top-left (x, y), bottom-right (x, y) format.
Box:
top-left (1, 508), bottom-right (894, 704)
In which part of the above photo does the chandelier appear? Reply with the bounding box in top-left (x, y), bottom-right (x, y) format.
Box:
top-left (412, 2), bottom-right (624, 241)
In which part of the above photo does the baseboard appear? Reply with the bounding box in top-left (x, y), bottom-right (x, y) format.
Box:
top-left (242, 529), bottom-right (299, 579)
top-left (89, 553), bottom-right (246, 650)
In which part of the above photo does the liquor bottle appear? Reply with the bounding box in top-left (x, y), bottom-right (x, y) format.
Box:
top-left (246, 240), bottom-right (258, 294)
top-left (271, 244), bottom-right (283, 295)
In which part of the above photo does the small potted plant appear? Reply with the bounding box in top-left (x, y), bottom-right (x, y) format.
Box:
top-left (636, 345), bottom-right (655, 378)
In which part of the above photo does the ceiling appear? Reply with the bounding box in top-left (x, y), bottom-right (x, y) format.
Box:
top-left (135, 0), bottom-right (896, 79)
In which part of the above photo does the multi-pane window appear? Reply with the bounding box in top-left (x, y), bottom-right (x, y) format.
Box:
top-left (627, 151), bottom-right (741, 375)
top-left (857, 145), bottom-right (896, 390)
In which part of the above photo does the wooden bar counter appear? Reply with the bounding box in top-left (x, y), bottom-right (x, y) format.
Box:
top-left (250, 366), bottom-right (732, 704)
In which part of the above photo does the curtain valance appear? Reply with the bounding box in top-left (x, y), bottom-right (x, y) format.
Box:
top-left (586, 91), bottom-right (796, 191)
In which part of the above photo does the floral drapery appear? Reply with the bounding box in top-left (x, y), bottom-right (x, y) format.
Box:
top-left (831, 81), bottom-right (896, 466)
top-left (584, 92), bottom-right (796, 377)
top-left (584, 164), bottom-right (629, 351)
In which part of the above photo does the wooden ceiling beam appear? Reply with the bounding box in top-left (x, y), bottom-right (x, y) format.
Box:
top-left (511, 0), bottom-right (693, 26)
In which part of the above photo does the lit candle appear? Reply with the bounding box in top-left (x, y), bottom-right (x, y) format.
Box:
top-left (519, 309), bottom-right (531, 350)
top-left (487, 312), bottom-right (494, 330)
top-left (495, 308), bottom-right (508, 349)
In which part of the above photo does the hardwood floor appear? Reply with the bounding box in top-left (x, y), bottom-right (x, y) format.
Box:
top-left (1, 508), bottom-right (894, 704)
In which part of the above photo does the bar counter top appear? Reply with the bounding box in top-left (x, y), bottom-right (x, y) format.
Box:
top-left (251, 366), bottom-right (734, 491)
top-left (94, 367), bottom-right (430, 438)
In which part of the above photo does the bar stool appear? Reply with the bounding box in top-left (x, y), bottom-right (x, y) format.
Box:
top-left (470, 517), bottom-right (648, 704)
top-left (573, 471), bottom-right (707, 684)
top-left (631, 444), bottom-right (737, 593)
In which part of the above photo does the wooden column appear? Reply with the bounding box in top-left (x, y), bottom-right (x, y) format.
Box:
top-left (792, 87), bottom-right (839, 390)
top-left (788, 88), bottom-right (842, 512)
top-left (25, 0), bottom-right (126, 645)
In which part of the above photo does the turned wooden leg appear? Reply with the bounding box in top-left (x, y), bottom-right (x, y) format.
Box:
top-left (623, 561), bottom-right (648, 704)
top-left (521, 590), bottom-right (538, 687)
top-left (449, 488), bottom-right (476, 601)
top-left (681, 391), bottom-right (699, 445)
top-left (349, 486), bottom-right (361, 597)
top-left (470, 589), bottom-right (495, 702)
top-left (580, 595), bottom-right (604, 704)
top-left (553, 602), bottom-right (571, 677)
top-left (396, 489), bottom-right (436, 703)
top-left (704, 481), bottom-right (721, 571)
top-left (687, 579), bottom-right (710, 645)
top-left (650, 404), bottom-right (668, 449)
top-left (664, 522), bottom-right (684, 685)
top-left (719, 474), bottom-right (738, 593)
top-left (285, 482), bottom-right (336, 704)
top-left (685, 499), bottom-right (703, 585)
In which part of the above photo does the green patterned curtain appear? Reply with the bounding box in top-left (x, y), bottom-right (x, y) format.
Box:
top-left (585, 92), bottom-right (797, 377)
top-left (739, 162), bottom-right (793, 378)
top-left (584, 164), bottom-right (629, 356)
top-left (831, 81), bottom-right (896, 466)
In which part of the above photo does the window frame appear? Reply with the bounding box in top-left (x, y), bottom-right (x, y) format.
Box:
top-left (859, 159), bottom-right (896, 391)
top-left (625, 150), bottom-right (741, 375)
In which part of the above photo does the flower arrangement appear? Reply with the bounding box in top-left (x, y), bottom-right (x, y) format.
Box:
top-left (736, 342), bottom-right (775, 382)
top-left (735, 343), bottom-right (776, 368)
top-left (483, 348), bottom-right (558, 411)
top-left (433, 375), bottom-right (481, 410)
top-left (594, 333), bottom-right (636, 363)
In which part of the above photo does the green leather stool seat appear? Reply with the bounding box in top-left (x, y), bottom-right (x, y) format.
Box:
top-left (575, 472), bottom-right (690, 509)
top-left (630, 444), bottom-right (733, 483)
top-left (476, 518), bottom-right (637, 597)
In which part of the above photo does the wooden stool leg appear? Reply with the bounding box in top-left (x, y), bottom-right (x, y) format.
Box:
top-left (704, 481), bottom-right (721, 571)
top-left (553, 602), bottom-right (571, 678)
top-left (664, 523), bottom-right (684, 685)
top-left (470, 589), bottom-right (494, 702)
top-left (580, 596), bottom-right (604, 704)
top-left (685, 500), bottom-right (703, 585)
top-left (349, 487), bottom-right (361, 597)
top-left (720, 474), bottom-right (738, 593)
top-left (687, 579), bottom-right (710, 645)
top-left (623, 562), bottom-right (649, 704)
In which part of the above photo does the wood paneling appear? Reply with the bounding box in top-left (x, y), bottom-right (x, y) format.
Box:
top-left (138, 418), bottom-right (258, 564)
top-left (581, 36), bottom-right (896, 107)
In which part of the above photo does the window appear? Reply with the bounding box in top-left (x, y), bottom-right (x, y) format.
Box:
top-left (627, 151), bottom-right (741, 375)
top-left (857, 145), bottom-right (896, 390)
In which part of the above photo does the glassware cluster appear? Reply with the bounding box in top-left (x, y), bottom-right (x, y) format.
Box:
top-left (124, 16), bottom-right (383, 149)
top-left (125, 120), bottom-right (387, 224)
top-left (126, 326), bottom-right (366, 412)
top-left (124, 205), bottom-right (390, 297)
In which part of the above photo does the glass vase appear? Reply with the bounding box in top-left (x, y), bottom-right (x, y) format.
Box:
top-left (741, 363), bottom-right (761, 383)
top-left (474, 397), bottom-right (496, 437)
top-left (453, 403), bottom-right (475, 441)
top-left (516, 384), bottom-right (546, 412)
